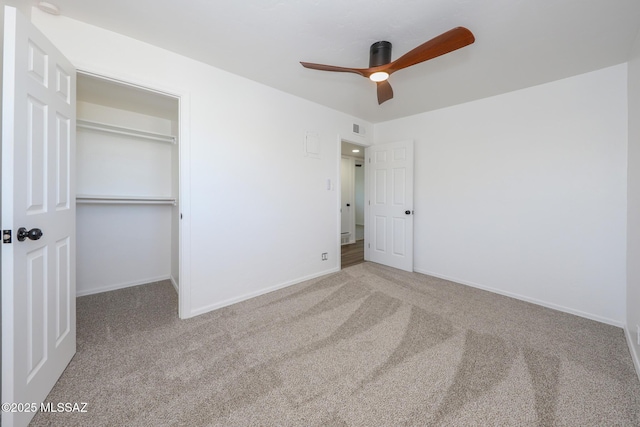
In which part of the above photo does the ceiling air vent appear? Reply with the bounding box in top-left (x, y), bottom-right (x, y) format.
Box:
top-left (352, 123), bottom-right (365, 135)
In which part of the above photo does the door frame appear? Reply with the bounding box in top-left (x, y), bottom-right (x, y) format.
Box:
top-left (336, 135), bottom-right (370, 270)
top-left (74, 67), bottom-right (192, 319)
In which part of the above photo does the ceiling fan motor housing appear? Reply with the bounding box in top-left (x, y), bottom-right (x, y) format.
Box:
top-left (369, 41), bottom-right (392, 67)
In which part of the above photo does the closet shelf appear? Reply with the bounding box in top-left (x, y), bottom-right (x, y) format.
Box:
top-left (76, 195), bottom-right (177, 206)
top-left (77, 119), bottom-right (176, 144)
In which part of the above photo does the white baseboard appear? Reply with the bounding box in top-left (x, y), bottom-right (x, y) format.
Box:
top-left (189, 267), bottom-right (340, 318)
top-left (413, 268), bottom-right (624, 328)
top-left (170, 275), bottom-right (179, 294)
top-left (625, 325), bottom-right (640, 383)
top-left (76, 275), bottom-right (171, 297)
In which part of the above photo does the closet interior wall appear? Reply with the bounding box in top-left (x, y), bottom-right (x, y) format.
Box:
top-left (75, 73), bottom-right (179, 296)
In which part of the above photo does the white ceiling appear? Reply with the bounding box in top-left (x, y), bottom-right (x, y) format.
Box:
top-left (29, 0), bottom-right (640, 123)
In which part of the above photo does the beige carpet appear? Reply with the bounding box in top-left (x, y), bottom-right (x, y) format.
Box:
top-left (31, 263), bottom-right (640, 426)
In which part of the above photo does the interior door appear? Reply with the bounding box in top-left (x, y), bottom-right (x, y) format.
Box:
top-left (2, 6), bottom-right (76, 426)
top-left (366, 140), bottom-right (414, 272)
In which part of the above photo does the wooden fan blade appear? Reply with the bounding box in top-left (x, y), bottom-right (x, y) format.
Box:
top-left (300, 62), bottom-right (368, 78)
top-left (377, 80), bottom-right (393, 104)
top-left (386, 27), bottom-right (474, 74)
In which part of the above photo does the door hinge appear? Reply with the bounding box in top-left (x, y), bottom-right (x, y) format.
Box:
top-left (3, 230), bottom-right (12, 244)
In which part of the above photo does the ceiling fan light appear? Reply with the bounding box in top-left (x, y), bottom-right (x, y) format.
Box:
top-left (369, 72), bottom-right (389, 82)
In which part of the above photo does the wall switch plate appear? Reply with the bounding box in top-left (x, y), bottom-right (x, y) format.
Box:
top-left (321, 253), bottom-right (328, 261)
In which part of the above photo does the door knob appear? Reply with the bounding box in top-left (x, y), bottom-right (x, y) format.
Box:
top-left (405, 210), bottom-right (411, 215)
top-left (17, 227), bottom-right (43, 242)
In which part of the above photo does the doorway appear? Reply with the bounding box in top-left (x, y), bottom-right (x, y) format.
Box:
top-left (340, 140), bottom-right (366, 268)
top-left (75, 72), bottom-right (181, 306)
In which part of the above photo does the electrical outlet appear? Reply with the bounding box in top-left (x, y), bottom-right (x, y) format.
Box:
top-left (321, 252), bottom-right (328, 261)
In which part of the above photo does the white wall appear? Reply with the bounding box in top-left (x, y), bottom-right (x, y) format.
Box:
top-left (627, 30), bottom-right (640, 377)
top-left (76, 204), bottom-right (172, 295)
top-left (375, 65), bottom-right (628, 326)
top-left (76, 102), bottom-right (174, 197)
top-left (31, 9), bottom-right (371, 316)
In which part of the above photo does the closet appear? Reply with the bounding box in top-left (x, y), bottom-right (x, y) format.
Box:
top-left (75, 73), bottom-right (180, 297)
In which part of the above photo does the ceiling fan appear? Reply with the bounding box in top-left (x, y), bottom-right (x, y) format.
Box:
top-left (300, 27), bottom-right (475, 105)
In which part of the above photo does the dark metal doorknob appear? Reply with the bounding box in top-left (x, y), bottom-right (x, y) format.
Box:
top-left (17, 227), bottom-right (43, 242)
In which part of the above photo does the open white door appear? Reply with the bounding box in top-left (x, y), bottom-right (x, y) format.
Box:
top-left (366, 140), bottom-right (414, 272)
top-left (2, 6), bottom-right (76, 426)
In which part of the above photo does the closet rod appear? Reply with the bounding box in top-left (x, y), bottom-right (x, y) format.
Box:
top-left (77, 119), bottom-right (176, 144)
top-left (76, 195), bottom-right (177, 206)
